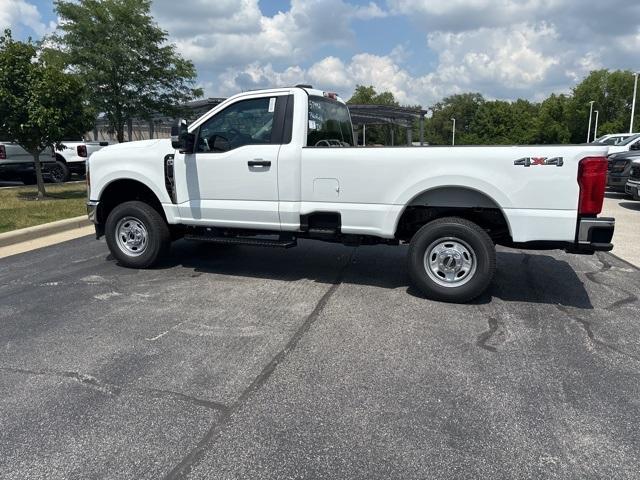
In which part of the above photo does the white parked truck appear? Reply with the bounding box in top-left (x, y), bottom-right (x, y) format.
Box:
top-left (52, 140), bottom-right (109, 182)
top-left (86, 86), bottom-right (615, 302)
top-left (0, 139), bottom-right (107, 184)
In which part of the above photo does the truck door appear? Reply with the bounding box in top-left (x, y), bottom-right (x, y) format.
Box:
top-left (175, 94), bottom-right (290, 230)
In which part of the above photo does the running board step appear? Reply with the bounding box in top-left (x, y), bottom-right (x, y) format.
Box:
top-left (308, 228), bottom-right (337, 235)
top-left (184, 234), bottom-right (297, 248)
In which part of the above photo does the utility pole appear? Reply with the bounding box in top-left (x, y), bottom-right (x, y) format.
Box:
top-left (587, 101), bottom-right (595, 143)
top-left (451, 117), bottom-right (456, 146)
top-left (593, 110), bottom-right (599, 142)
top-left (631, 72), bottom-right (638, 133)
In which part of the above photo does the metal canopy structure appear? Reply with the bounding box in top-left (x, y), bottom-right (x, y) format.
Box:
top-left (183, 97), bottom-right (226, 119)
top-left (347, 104), bottom-right (429, 146)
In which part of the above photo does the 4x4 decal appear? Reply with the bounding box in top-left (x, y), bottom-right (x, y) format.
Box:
top-left (514, 157), bottom-right (564, 167)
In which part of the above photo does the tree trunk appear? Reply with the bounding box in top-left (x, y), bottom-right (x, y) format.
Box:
top-left (32, 151), bottom-right (47, 199)
top-left (117, 126), bottom-right (125, 143)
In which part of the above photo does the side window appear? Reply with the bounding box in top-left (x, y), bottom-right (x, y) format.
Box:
top-left (307, 97), bottom-right (354, 147)
top-left (196, 97), bottom-right (276, 153)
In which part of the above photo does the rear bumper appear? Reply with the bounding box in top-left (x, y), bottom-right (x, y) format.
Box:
top-left (573, 217), bottom-right (614, 252)
top-left (515, 217), bottom-right (615, 254)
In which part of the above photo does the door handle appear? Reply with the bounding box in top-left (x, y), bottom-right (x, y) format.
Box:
top-left (248, 159), bottom-right (271, 167)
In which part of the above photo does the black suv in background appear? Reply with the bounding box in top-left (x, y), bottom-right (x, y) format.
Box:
top-left (607, 150), bottom-right (640, 193)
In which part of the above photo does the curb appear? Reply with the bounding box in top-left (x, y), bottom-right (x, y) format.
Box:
top-left (0, 216), bottom-right (92, 248)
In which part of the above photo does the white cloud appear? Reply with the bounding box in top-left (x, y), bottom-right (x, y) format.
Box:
top-left (212, 20), bottom-right (570, 107)
top-left (0, 0), bottom-right (54, 36)
top-left (9, 0), bottom-right (639, 107)
top-left (153, 0), bottom-right (385, 70)
top-left (352, 2), bottom-right (389, 19)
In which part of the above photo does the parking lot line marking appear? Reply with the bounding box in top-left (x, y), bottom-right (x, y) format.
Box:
top-left (145, 321), bottom-right (185, 342)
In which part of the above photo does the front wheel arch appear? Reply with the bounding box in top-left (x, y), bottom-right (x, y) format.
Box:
top-left (96, 178), bottom-right (166, 226)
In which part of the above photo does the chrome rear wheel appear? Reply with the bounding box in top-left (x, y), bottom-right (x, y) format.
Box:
top-left (424, 237), bottom-right (477, 287)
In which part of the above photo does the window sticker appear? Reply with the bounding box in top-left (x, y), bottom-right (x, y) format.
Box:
top-left (308, 120), bottom-right (317, 130)
top-left (268, 97), bottom-right (276, 113)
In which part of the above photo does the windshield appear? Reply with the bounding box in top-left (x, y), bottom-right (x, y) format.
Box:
top-left (307, 96), bottom-right (354, 147)
top-left (600, 137), bottom-right (623, 145)
top-left (616, 134), bottom-right (640, 146)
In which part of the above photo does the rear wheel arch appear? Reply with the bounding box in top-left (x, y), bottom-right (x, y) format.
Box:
top-left (395, 186), bottom-right (513, 243)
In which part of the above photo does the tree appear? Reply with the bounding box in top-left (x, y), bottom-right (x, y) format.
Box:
top-left (0, 30), bottom-right (94, 198)
top-left (348, 85), bottom-right (399, 106)
top-left (532, 94), bottom-right (571, 144)
top-left (53, 0), bottom-right (203, 143)
top-left (567, 69), bottom-right (637, 142)
top-left (426, 93), bottom-right (485, 145)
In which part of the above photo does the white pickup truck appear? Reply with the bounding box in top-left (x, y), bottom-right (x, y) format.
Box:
top-left (0, 139), bottom-right (107, 184)
top-left (53, 140), bottom-right (109, 182)
top-left (86, 86), bottom-right (614, 302)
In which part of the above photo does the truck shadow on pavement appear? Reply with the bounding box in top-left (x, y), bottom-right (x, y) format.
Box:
top-left (151, 240), bottom-right (593, 309)
top-left (619, 201), bottom-right (640, 211)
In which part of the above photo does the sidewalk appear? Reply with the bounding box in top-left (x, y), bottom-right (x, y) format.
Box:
top-left (602, 192), bottom-right (640, 267)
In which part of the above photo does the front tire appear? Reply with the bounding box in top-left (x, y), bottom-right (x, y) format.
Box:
top-left (105, 201), bottom-right (170, 268)
top-left (408, 217), bottom-right (496, 303)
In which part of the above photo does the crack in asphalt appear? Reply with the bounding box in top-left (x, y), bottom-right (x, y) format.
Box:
top-left (582, 253), bottom-right (638, 309)
top-left (584, 252), bottom-right (612, 284)
top-left (162, 248), bottom-right (356, 480)
top-left (553, 253), bottom-right (640, 362)
top-left (0, 366), bottom-right (227, 411)
top-left (1, 366), bottom-right (122, 396)
top-left (555, 305), bottom-right (640, 362)
top-left (476, 317), bottom-right (500, 352)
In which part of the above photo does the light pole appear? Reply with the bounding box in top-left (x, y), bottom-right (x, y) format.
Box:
top-left (593, 110), bottom-right (599, 141)
top-left (631, 72), bottom-right (638, 133)
top-left (451, 117), bottom-right (456, 146)
top-left (587, 101), bottom-right (595, 143)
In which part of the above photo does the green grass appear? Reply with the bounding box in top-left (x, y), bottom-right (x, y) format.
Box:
top-left (0, 182), bottom-right (87, 234)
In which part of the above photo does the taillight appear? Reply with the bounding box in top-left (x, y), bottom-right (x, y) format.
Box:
top-left (578, 156), bottom-right (607, 215)
top-left (0, 145), bottom-right (6, 160)
top-left (77, 145), bottom-right (88, 157)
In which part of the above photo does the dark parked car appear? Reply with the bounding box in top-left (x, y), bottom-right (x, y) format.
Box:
top-left (607, 150), bottom-right (640, 193)
top-left (0, 142), bottom-right (60, 184)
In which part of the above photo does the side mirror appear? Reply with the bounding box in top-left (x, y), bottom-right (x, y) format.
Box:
top-left (631, 142), bottom-right (640, 151)
top-left (171, 119), bottom-right (195, 153)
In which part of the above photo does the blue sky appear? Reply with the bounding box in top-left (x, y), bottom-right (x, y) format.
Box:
top-left (2, 0), bottom-right (639, 106)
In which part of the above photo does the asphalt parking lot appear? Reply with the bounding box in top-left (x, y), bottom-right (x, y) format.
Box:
top-left (1, 235), bottom-right (639, 479)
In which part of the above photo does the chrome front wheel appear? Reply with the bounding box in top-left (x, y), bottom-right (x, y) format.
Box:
top-left (115, 216), bottom-right (148, 257)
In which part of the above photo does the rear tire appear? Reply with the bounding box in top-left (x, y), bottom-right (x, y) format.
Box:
top-left (408, 217), bottom-right (496, 303)
top-left (105, 201), bottom-right (170, 268)
top-left (48, 160), bottom-right (70, 183)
